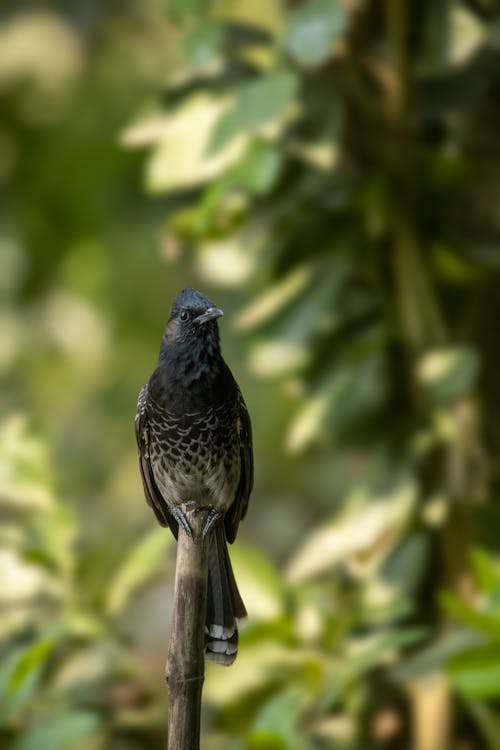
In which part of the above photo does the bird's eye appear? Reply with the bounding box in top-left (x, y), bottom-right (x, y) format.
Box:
top-left (180, 310), bottom-right (189, 322)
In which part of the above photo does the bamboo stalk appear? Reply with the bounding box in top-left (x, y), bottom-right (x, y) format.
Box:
top-left (166, 505), bottom-right (209, 750)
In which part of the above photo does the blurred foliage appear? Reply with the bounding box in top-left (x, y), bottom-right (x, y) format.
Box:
top-left (2, 1), bottom-right (500, 749)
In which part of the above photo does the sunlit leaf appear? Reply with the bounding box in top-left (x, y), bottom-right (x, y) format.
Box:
top-left (233, 43), bottom-right (277, 72)
top-left (204, 641), bottom-right (320, 706)
top-left (310, 715), bottom-right (355, 745)
top-left (106, 527), bottom-right (173, 617)
top-left (286, 390), bottom-right (330, 453)
top-left (286, 474), bottom-right (417, 582)
top-left (213, 0), bottom-right (284, 35)
top-left (208, 71), bottom-right (299, 153)
top-left (40, 290), bottom-right (110, 375)
top-left (231, 543), bottom-right (285, 621)
top-left (0, 415), bottom-right (54, 510)
top-left (63, 610), bottom-right (103, 640)
top-left (197, 219), bottom-right (267, 286)
top-left (250, 339), bottom-right (309, 378)
top-left (287, 139), bottom-right (338, 170)
top-left (142, 94), bottom-right (248, 192)
top-left (450, 6), bottom-right (486, 64)
top-left (284, 0), bottom-right (345, 68)
top-left (0, 548), bottom-right (58, 606)
top-left (416, 346), bottom-right (480, 403)
top-left (236, 265), bottom-right (313, 330)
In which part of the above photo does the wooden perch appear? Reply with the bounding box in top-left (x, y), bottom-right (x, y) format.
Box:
top-left (166, 505), bottom-right (209, 750)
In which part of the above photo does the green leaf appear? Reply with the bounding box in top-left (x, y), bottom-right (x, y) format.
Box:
top-left (324, 627), bottom-right (428, 705)
top-left (440, 591), bottom-right (500, 641)
top-left (448, 644), bottom-right (500, 698)
top-left (325, 352), bottom-right (388, 436)
top-left (284, 0), bottom-right (345, 68)
top-left (106, 526), bottom-right (173, 617)
top-left (0, 636), bottom-right (57, 722)
top-left (380, 534), bottom-right (429, 595)
top-left (16, 711), bottom-right (100, 750)
top-left (249, 688), bottom-right (307, 750)
top-left (208, 71), bottom-right (298, 154)
top-left (471, 547), bottom-right (500, 594)
top-left (184, 21), bottom-right (224, 67)
top-left (390, 628), bottom-right (484, 683)
top-left (416, 346), bottom-right (480, 403)
top-left (233, 140), bottom-right (283, 195)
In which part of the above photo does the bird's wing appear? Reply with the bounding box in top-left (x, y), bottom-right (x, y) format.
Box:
top-left (225, 391), bottom-right (254, 543)
top-left (135, 384), bottom-right (178, 536)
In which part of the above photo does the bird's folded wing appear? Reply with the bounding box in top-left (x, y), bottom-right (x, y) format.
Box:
top-left (135, 384), bottom-right (178, 536)
top-left (225, 391), bottom-right (254, 544)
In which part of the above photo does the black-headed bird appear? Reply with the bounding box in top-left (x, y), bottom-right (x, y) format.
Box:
top-left (135, 287), bottom-right (253, 665)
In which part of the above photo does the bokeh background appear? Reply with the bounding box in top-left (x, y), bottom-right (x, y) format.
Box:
top-left (2, 1), bottom-right (500, 748)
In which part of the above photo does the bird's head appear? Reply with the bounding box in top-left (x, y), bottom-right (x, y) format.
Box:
top-left (161, 287), bottom-right (224, 353)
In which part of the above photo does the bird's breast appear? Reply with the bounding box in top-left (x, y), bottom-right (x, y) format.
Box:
top-left (147, 399), bottom-right (240, 510)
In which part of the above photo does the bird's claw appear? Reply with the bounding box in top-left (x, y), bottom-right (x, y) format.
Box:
top-left (173, 502), bottom-right (221, 541)
top-left (172, 501), bottom-right (198, 537)
top-left (200, 506), bottom-right (221, 540)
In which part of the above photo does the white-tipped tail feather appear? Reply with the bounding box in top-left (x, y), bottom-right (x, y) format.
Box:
top-left (205, 524), bottom-right (246, 666)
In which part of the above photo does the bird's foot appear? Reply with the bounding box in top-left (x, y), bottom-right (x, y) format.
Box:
top-left (198, 506), bottom-right (222, 540)
top-left (173, 502), bottom-right (221, 541)
top-left (172, 501), bottom-right (198, 537)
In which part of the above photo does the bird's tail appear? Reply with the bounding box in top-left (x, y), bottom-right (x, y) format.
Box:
top-left (205, 523), bottom-right (246, 666)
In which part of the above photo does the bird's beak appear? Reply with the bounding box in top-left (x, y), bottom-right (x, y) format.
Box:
top-left (195, 307), bottom-right (224, 325)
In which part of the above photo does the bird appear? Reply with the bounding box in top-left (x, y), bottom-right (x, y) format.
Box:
top-left (135, 287), bottom-right (253, 665)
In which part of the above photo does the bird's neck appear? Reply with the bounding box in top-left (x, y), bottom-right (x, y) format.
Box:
top-left (157, 335), bottom-right (223, 389)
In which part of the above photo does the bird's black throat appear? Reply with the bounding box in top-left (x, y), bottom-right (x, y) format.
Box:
top-left (153, 325), bottom-right (229, 411)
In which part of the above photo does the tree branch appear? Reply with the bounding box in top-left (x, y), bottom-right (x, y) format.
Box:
top-left (166, 505), bottom-right (209, 750)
